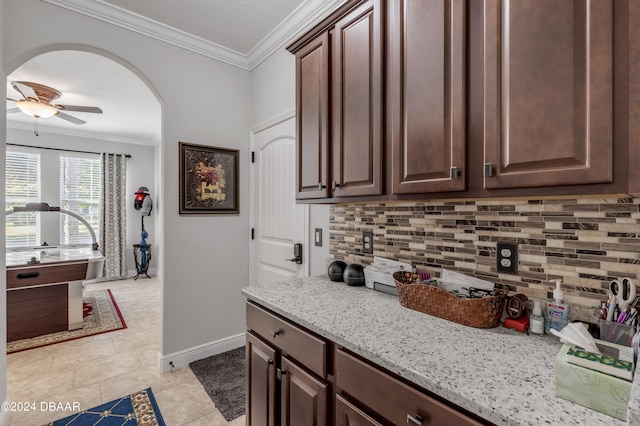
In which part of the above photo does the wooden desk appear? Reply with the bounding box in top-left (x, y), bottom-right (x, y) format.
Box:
top-left (6, 260), bottom-right (88, 342)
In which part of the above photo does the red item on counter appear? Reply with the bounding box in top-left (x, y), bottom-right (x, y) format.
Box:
top-left (504, 316), bottom-right (530, 333)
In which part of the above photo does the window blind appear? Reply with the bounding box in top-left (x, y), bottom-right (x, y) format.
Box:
top-left (5, 150), bottom-right (41, 247)
top-left (60, 155), bottom-right (101, 245)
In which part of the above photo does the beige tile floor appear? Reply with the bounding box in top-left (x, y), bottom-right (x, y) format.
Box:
top-left (6, 276), bottom-right (245, 425)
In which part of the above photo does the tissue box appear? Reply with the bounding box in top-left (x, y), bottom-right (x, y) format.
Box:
top-left (555, 341), bottom-right (634, 421)
top-left (363, 257), bottom-right (412, 295)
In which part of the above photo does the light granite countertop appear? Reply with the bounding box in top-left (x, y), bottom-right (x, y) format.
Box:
top-left (242, 275), bottom-right (640, 426)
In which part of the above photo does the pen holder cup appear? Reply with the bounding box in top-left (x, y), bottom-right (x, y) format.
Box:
top-left (599, 319), bottom-right (637, 347)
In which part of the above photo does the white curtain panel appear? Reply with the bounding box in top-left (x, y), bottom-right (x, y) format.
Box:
top-left (100, 153), bottom-right (128, 278)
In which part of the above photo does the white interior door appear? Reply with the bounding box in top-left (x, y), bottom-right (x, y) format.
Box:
top-left (250, 115), bottom-right (307, 286)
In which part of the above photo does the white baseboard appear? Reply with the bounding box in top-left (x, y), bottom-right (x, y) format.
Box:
top-left (0, 398), bottom-right (10, 426)
top-left (158, 333), bottom-right (244, 373)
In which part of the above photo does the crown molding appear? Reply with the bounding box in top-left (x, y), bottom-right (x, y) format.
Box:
top-left (41, 0), bottom-right (251, 70)
top-left (41, 0), bottom-right (347, 71)
top-left (246, 0), bottom-right (346, 69)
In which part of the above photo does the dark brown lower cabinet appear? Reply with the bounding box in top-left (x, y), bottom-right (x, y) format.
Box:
top-left (246, 333), bottom-right (277, 426)
top-left (280, 357), bottom-right (328, 426)
top-left (246, 302), bottom-right (492, 426)
top-left (336, 394), bottom-right (383, 426)
top-left (246, 301), bottom-right (330, 426)
top-left (246, 332), bottom-right (329, 426)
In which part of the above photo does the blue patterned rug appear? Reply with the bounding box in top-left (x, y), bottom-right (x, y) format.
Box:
top-left (45, 388), bottom-right (165, 426)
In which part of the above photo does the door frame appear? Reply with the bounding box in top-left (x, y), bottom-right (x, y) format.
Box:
top-left (249, 109), bottom-right (310, 286)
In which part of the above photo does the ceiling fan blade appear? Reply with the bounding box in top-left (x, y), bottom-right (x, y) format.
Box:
top-left (56, 112), bottom-right (86, 125)
top-left (12, 82), bottom-right (39, 101)
top-left (56, 104), bottom-right (103, 114)
top-left (7, 107), bottom-right (21, 114)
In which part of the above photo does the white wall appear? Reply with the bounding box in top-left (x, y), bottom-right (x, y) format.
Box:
top-left (3, 0), bottom-right (252, 358)
top-left (0, 1), bottom-right (8, 423)
top-left (6, 129), bottom-right (156, 274)
top-left (250, 47), bottom-right (331, 277)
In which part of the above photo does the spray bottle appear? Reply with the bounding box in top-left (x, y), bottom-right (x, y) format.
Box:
top-left (546, 279), bottom-right (569, 333)
top-left (530, 300), bottom-right (545, 335)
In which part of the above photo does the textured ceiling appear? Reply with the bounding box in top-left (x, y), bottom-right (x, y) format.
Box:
top-left (101, 0), bottom-right (306, 54)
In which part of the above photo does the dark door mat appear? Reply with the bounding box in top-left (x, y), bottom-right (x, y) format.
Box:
top-left (189, 346), bottom-right (245, 421)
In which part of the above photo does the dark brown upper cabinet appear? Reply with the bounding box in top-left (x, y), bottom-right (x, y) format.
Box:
top-left (289, 0), bottom-right (383, 201)
top-left (483, 0), bottom-right (613, 189)
top-left (390, 0), bottom-right (467, 195)
top-left (295, 33), bottom-right (330, 200)
top-left (289, 0), bottom-right (637, 202)
top-left (331, 0), bottom-right (384, 197)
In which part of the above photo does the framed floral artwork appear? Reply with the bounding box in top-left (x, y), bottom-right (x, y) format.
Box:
top-left (179, 142), bottom-right (239, 214)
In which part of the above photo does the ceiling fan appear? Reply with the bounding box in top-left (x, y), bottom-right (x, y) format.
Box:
top-left (6, 81), bottom-right (103, 125)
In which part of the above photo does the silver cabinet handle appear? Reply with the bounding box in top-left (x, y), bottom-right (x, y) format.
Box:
top-left (270, 329), bottom-right (280, 338)
top-left (276, 368), bottom-right (287, 380)
top-left (450, 166), bottom-right (460, 179)
top-left (484, 163), bottom-right (494, 176)
top-left (407, 414), bottom-right (424, 426)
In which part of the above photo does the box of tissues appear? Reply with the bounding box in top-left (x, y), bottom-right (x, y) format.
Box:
top-left (555, 340), bottom-right (634, 421)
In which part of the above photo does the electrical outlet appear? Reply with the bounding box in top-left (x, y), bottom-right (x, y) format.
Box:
top-left (497, 242), bottom-right (518, 274)
top-left (362, 230), bottom-right (373, 254)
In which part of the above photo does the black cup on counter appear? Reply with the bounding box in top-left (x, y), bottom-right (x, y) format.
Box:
top-left (328, 260), bottom-right (347, 282)
top-left (343, 264), bottom-right (365, 286)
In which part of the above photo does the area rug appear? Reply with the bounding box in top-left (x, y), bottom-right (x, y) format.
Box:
top-left (7, 289), bottom-right (127, 354)
top-left (45, 387), bottom-right (165, 426)
top-left (190, 346), bottom-right (245, 421)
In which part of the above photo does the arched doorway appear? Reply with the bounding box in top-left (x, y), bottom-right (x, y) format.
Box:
top-left (4, 48), bottom-right (166, 424)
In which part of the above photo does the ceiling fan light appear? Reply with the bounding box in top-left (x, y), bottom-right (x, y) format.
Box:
top-left (16, 100), bottom-right (58, 118)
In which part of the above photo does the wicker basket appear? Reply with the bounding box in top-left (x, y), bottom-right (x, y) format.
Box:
top-left (393, 271), bottom-right (508, 328)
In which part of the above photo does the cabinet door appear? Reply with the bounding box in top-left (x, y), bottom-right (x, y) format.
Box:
top-left (280, 356), bottom-right (328, 426)
top-left (336, 394), bottom-right (383, 426)
top-left (296, 33), bottom-right (330, 199)
top-left (246, 332), bottom-right (277, 426)
top-left (390, 0), bottom-right (466, 194)
top-left (483, 0), bottom-right (613, 189)
top-left (332, 0), bottom-right (384, 197)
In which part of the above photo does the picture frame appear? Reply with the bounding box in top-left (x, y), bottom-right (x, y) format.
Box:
top-left (179, 142), bottom-right (239, 214)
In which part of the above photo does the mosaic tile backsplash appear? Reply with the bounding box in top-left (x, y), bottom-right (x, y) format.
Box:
top-left (329, 197), bottom-right (640, 309)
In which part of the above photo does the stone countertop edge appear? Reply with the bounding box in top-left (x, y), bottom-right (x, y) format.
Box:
top-left (242, 275), bottom-right (638, 426)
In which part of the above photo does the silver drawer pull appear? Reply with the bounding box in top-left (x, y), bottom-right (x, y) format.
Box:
top-left (407, 413), bottom-right (424, 426)
top-left (270, 329), bottom-right (281, 338)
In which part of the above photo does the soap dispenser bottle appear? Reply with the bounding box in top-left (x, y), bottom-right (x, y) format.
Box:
top-left (530, 300), bottom-right (545, 335)
top-left (546, 279), bottom-right (569, 333)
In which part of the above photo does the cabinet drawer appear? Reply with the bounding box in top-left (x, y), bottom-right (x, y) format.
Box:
top-left (336, 349), bottom-right (486, 426)
top-left (7, 261), bottom-right (88, 289)
top-left (247, 302), bottom-right (327, 378)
